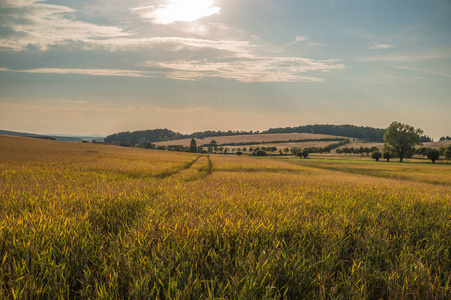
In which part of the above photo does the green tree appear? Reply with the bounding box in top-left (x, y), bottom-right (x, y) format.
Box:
top-left (253, 150), bottom-right (267, 156)
top-left (291, 147), bottom-right (301, 156)
top-left (383, 121), bottom-right (423, 162)
top-left (189, 138), bottom-right (197, 153)
top-left (383, 151), bottom-right (391, 162)
top-left (371, 151), bottom-right (382, 161)
top-left (427, 149), bottom-right (440, 163)
top-left (236, 151), bottom-right (243, 156)
top-left (301, 149), bottom-right (309, 158)
top-left (445, 149), bottom-right (451, 160)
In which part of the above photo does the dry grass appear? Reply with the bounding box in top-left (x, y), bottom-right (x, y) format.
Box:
top-left (1, 135), bottom-right (451, 299)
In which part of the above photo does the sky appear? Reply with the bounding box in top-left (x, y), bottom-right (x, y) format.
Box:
top-left (0, 0), bottom-right (450, 139)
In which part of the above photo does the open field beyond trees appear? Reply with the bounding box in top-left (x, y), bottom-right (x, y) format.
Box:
top-left (154, 132), bottom-right (349, 147)
top-left (1, 135), bottom-right (451, 298)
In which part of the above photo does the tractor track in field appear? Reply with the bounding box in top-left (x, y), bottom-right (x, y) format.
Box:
top-left (172, 155), bottom-right (214, 182)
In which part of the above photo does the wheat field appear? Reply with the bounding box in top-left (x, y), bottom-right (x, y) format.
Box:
top-left (1, 135), bottom-right (450, 299)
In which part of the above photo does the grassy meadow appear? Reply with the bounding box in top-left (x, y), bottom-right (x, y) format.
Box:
top-left (1, 135), bottom-right (451, 299)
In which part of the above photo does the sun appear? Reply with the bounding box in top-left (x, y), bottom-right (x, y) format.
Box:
top-left (149, 0), bottom-right (221, 24)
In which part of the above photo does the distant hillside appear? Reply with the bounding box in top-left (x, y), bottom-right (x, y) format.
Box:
top-left (155, 133), bottom-right (349, 147)
top-left (264, 124), bottom-right (432, 143)
top-left (0, 130), bottom-right (103, 142)
top-left (104, 129), bottom-right (252, 144)
top-left (104, 124), bottom-right (433, 144)
top-left (262, 125), bottom-right (386, 142)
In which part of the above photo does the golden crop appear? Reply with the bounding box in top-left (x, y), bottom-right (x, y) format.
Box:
top-left (1, 135), bottom-right (450, 298)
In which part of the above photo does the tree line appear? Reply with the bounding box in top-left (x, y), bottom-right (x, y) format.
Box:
top-left (205, 137), bottom-right (347, 147)
top-left (262, 124), bottom-right (432, 143)
top-left (104, 124), bottom-right (433, 144)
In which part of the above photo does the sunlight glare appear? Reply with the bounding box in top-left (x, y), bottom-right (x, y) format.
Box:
top-left (150, 0), bottom-right (221, 24)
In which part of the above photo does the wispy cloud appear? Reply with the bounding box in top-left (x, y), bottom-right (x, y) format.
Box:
top-left (132, 0), bottom-right (221, 24)
top-left (0, 0), bottom-right (128, 51)
top-left (288, 36), bottom-right (325, 47)
top-left (2, 68), bottom-right (155, 78)
top-left (1, 100), bottom-right (217, 115)
top-left (369, 43), bottom-right (395, 50)
top-left (96, 37), bottom-right (254, 56)
top-left (308, 42), bottom-right (325, 47)
top-left (1, 54), bottom-right (344, 83)
top-left (98, 105), bottom-right (217, 114)
top-left (149, 57), bottom-right (344, 82)
top-left (395, 66), bottom-right (451, 78)
top-left (358, 52), bottom-right (451, 63)
top-left (288, 36), bottom-right (307, 46)
top-left (39, 99), bottom-right (88, 105)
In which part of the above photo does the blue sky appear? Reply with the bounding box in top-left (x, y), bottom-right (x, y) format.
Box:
top-left (0, 0), bottom-right (450, 139)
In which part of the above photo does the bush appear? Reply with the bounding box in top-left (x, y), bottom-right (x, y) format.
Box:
top-left (236, 151), bottom-right (243, 156)
top-left (427, 149), bottom-right (440, 163)
top-left (253, 150), bottom-right (267, 156)
top-left (371, 151), bottom-right (382, 161)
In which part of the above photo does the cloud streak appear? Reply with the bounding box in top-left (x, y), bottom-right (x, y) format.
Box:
top-left (1, 68), bottom-right (154, 78)
top-left (0, 100), bottom-right (218, 115)
top-left (288, 36), bottom-right (307, 46)
top-left (150, 57), bottom-right (344, 82)
top-left (369, 43), bottom-right (395, 50)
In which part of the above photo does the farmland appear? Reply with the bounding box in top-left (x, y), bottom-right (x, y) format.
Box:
top-left (154, 132), bottom-right (349, 147)
top-left (1, 135), bottom-right (451, 298)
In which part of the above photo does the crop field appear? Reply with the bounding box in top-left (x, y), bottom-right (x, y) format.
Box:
top-left (155, 132), bottom-right (347, 147)
top-left (1, 135), bottom-right (451, 299)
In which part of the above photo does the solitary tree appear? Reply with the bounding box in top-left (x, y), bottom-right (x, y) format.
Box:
top-left (427, 149), bottom-right (440, 163)
top-left (383, 121), bottom-right (423, 162)
top-left (189, 138), bottom-right (197, 153)
top-left (371, 151), bottom-right (382, 161)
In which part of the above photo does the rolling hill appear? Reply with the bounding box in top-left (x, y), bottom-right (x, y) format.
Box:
top-left (154, 132), bottom-right (351, 147)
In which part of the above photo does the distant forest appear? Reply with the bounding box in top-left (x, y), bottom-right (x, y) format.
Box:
top-left (104, 124), bottom-right (433, 144)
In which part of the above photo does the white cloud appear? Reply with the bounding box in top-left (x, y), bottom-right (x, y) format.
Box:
top-left (288, 36), bottom-right (307, 46)
top-left (148, 57), bottom-right (344, 82)
top-left (132, 0), bottom-right (220, 24)
top-left (95, 37), bottom-right (255, 57)
top-left (0, 0), bottom-right (128, 51)
top-left (2, 68), bottom-right (154, 78)
top-left (369, 43), bottom-right (395, 50)
top-left (1, 55), bottom-right (345, 82)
